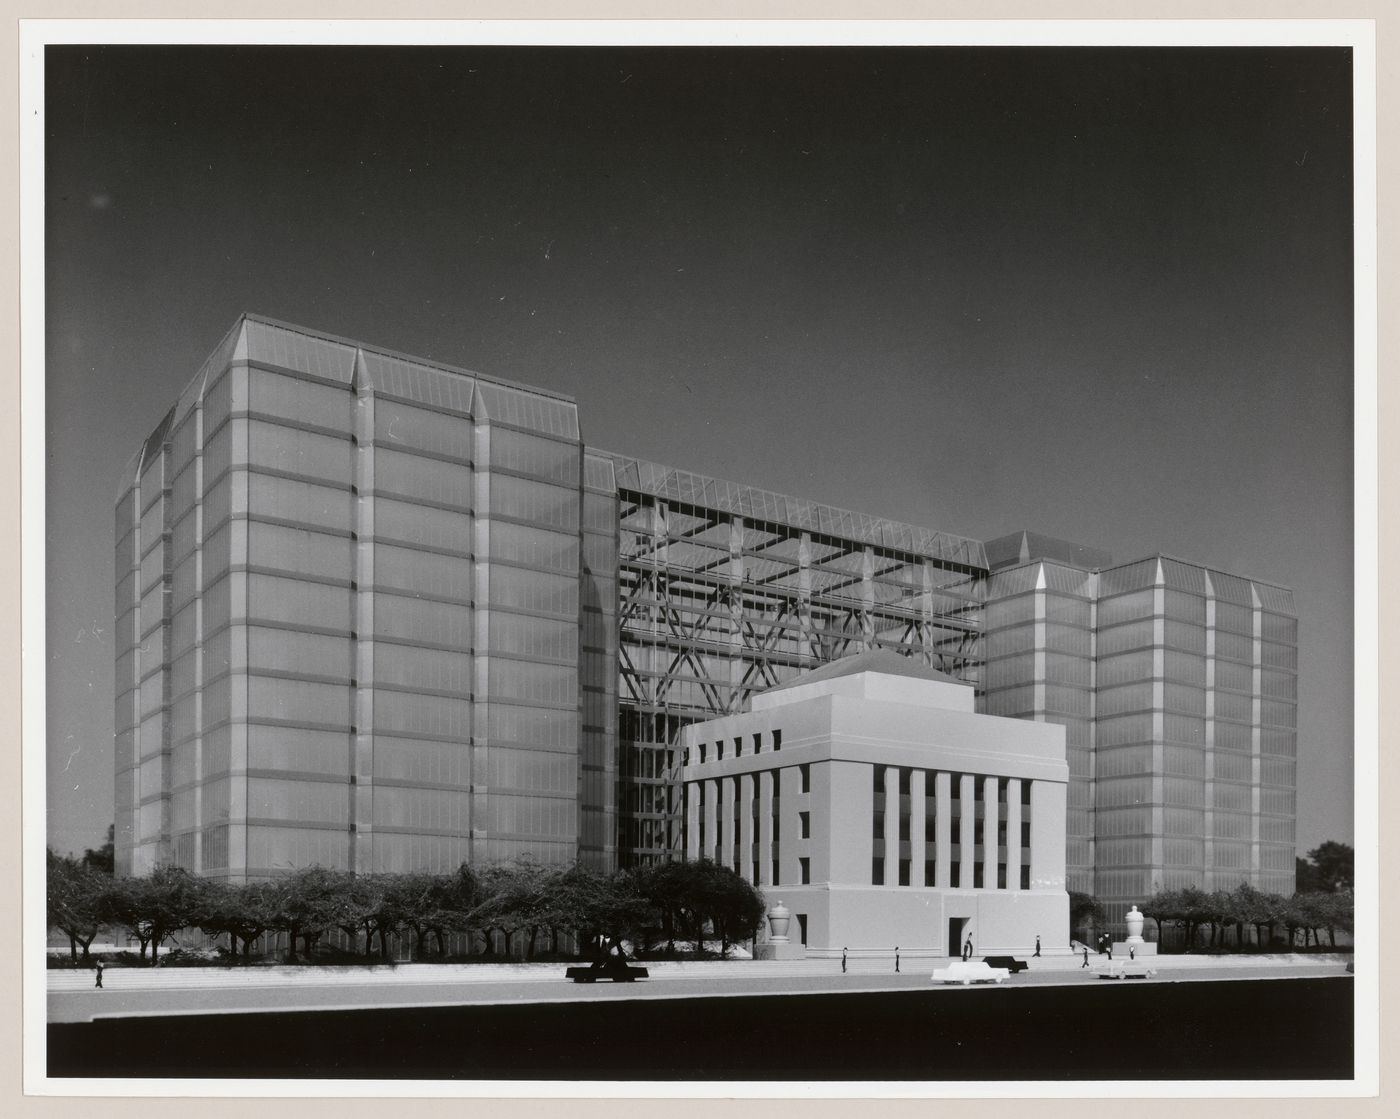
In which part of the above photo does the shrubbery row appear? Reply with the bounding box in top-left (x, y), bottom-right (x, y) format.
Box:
top-left (47, 851), bottom-right (767, 966)
top-left (1140, 883), bottom-right (1353, 951)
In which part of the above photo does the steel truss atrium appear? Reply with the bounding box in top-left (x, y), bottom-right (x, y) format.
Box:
top-left (602, 453), bottom-right (987, 864)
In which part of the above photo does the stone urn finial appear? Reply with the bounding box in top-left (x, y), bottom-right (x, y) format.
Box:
top-left (768, 900), bottom-right (791, 943)
top-left (1125, 904), bottom-right (1145, 946)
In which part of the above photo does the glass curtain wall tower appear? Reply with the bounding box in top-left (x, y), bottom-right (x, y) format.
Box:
top-left (983, 533), bottom-right (1298, 929)
top-left (114, 316), bottom-right (610, 879)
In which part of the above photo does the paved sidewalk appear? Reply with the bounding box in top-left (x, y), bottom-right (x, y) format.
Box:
top-left (47, 951), bottom-right (1352, 992)
top-left (48, 955), bottom-right (1351, 1025)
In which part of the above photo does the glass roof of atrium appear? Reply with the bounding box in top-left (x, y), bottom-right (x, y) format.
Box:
top-left (597, 451), bottom-right (987, 569)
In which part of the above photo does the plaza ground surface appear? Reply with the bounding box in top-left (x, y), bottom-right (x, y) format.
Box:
top-left (45, 955), bottom-right (1354, 1081)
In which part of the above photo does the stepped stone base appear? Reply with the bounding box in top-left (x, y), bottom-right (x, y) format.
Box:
top-left (755, 941), bottom-right (808, 961)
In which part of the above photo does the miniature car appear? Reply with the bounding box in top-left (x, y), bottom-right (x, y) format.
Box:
top-left (564, 956), bottom-right (650, 983)
top-left (931, 961), bottom-right (1010, 985)
top-left (981, 955), bottom-right (1029, 973)
top-left (1095, 961), bottom-right (1156, 980)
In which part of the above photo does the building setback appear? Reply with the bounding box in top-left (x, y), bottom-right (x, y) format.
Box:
top-left (115, 317), bottom-right (1297, 927)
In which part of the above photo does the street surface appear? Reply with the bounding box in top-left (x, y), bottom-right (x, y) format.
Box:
top-left (47, 968), bottom-right (1355, 1081)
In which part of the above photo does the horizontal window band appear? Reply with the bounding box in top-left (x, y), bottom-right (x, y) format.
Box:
top-left (367, 387), bottom-right (473, 422)
top-left (167, 543), bottom-right (200, 569)
top-left (360, 536), bottom-right (474, 561)
top-left (481, 650), bottom-right (576, 669)
top-left (245, 817), bottom-right (349, 831)
top-left (985, 588), bottom-right (1097, 606)
top-left (477, 788), bottom-right (576, 800)
top-left (363, 731), bottom-right (473, 750)
top-left (201, 715), bottom-right (356, 735)
top-left (359, 728), bottom-right (470, 745)
top-left (136, 661), bottom-right (170, 687)
top-left (198, 466), bottom-right (243, 499)
top-left (352, 633), bottom-right (472, 655)
top-left (364, 681), bottom-right (472, 701)
top-left (485, 555), bottom-right (583, 578)
top-left (242, 513), bottom-right (355, 539)
top-left (245, 769), bottom-right (352, 783)
top-left (358, 489), bottom-right (473, 517)
top-left (982, 680), bottom-right (1095, 694)
top-left (213, 463), bottom-right (356, 496)
top-left (483, 463), bottom-right (582, 488)
top-left (139, 489), bottom-right (171, 517)
top-left (468, 739), bottom-right (578, 756)
top-left (369, 487), bottom-right (474, 513)
top-left (163, 765), bottom-right (224, 790)
top-left (235, 409), bottom-right (355, 443)
top-left (237, 358), bottom-right (349, 394)
top-left (203, 467), bottom-right (351, 502)
top-left (367, 778), bottom-right (473, 793)
top-left (137, 547), bottom-right (171, 574)
top-left (226, 619), bottom-right (355, 642)
top-left (203, 510), bottom-right (355, 540)
top-left (365, 440), bottom-right (472, 470)
top-left (244, 667), bottom-right (356, 688)
top-left (197, 363), bottom-right (235, 406)
top-left (484, 511), bottom-right (582, 534)
top-left (476, 416), bottom-right (580, 445)
top-left (472, 830), bottom-right (579, 844)
top-left (476, 696), bottom-right (579, 715)
top-left (365, 584), bottom-right (474, 608)
top-left (479, 602), bottom-right (576, 623)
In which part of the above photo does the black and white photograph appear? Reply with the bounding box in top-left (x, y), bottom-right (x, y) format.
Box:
top-left (24, 17), bottom-right (1376, 1095)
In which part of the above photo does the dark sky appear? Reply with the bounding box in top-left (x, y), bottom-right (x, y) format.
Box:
top-left (45, 45), bottom-right (1355, 858)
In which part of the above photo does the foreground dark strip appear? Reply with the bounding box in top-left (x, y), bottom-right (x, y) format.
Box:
top-left (49, 977), bottom-right (1352, 1081)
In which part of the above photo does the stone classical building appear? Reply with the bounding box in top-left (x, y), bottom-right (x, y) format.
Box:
top-left (678, 650), bottom-right (1069, 956)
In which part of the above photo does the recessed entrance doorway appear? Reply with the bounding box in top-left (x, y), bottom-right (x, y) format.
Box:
top-left (948, 916), bottom-right (968, 958)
